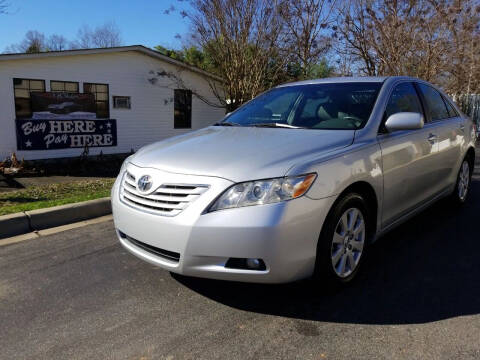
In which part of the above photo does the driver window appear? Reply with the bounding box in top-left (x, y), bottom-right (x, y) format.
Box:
top-left (385, 82), bottom-right (423, 119)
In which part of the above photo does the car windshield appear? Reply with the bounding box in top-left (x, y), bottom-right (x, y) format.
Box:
top-left (221, 82), bottom-right (383, 130)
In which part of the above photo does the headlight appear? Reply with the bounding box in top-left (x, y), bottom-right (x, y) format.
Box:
top-left (208, 173), bottom-right (316, 212)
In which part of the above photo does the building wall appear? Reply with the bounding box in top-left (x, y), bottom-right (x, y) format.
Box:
top-left (0, 51), bottom-right (225, 160)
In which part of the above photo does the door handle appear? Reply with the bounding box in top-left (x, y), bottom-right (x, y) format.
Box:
top-left (427, 133), bottom-right (437, 144)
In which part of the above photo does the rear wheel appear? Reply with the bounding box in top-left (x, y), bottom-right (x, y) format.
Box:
top-left (315, 193), bottom-right (371, 285)
top-left (451, 159), bottom-right (471, 204)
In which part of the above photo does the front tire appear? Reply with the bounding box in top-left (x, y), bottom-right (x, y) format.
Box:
top-left (314, 193), bottom-right (371, 285)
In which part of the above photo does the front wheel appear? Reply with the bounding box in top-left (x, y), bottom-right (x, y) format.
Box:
top-left (314, 193), bottom-right (371, 285)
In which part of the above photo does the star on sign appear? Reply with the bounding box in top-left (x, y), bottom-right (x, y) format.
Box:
top-left (106, 122), bottom-right (111, 128)
top-left (99, 125), bottom-right (103, 130)
top-left (25, 140), bottom-right (32, 147)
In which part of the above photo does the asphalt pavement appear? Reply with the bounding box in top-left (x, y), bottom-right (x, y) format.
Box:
top-left (1, 166), bottom-right (479, 359)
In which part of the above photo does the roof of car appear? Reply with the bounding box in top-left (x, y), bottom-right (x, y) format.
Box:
top-left (276, 76), bottom-right (417, 88)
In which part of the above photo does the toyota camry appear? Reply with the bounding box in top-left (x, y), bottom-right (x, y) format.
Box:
top-left (112, 76), bottom-right (476, 284)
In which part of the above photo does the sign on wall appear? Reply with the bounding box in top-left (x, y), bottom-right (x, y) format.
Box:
top-left (16, 92), bottom-right (117, 150)
top-left (30, 92), bottom-right (97, 119)
top-left (16, 119), bottom-right (117, 150)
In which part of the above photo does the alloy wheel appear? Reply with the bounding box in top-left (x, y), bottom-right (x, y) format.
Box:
top-left (458, 160), bottom-right (470, 201)
top-left (331, 207), bottom-right (365, 278)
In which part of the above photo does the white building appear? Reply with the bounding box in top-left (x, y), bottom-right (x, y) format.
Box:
top-left (0, 45), bottom-right (225, 160)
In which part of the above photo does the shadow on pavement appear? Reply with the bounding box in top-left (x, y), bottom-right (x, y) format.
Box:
top-left (174, 177), bottom-right (480, 325)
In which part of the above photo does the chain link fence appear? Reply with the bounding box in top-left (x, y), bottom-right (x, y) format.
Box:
top-left (453, 94), bottom-right (480, 129)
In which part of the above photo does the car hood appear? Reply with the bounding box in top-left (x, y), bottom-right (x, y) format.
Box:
top-left (130, 126), bottom-right (355, 182)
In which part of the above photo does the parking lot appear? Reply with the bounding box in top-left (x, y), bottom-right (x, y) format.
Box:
top-left (1, 161), bottom-right (479, 360)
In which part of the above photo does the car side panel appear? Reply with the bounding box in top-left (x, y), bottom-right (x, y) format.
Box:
top-left (434, 116), bottom-right (465, 190)
top-left (286, 140), bottom-right (384, 234)
top-left (377, 123), bottom-right (440, 227)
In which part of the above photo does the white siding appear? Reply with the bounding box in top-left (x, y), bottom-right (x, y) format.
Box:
top-left (0, 51), bottom-right (225, 160)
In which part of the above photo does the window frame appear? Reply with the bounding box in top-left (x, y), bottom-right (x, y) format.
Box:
top-left (441, 94), bottom-right (459, 118)
top-left (13, 77), bottom-right (46, 118)
top-left (174, 89), bottom-right (192, 129)
top-left (112, 96), bottom-right (131, 109)
top-left (379, 81), bottom-right (426, 133)
top-left (83, 82), bottom-right (110, 118)
top-left (50, 80), bottom-right (79, 93)
top-left (414, 82), bottom-right (451, 122)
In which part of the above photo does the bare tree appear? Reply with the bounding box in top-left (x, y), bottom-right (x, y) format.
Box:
top-left (439, 0), bottom-right (480, 96)
top-left (335, 0), bottom-right (435, 76)
top-left (282, 0), bottom-right (337, 79)
top-left (188, 0), bottom-right (290, 111)
top-left (147, 68), bottom-right (224, 109)
top-left (75, 25), bottom-right (93, 49)
top-left (334, 0), bottom-right (378, 75)
top-left (4, 30), bottom-right (46, 53)
top-left (3, 21), bottom-right (122, 54)
top-left (74, 22), bottom-right (123, 49)
top-left (334, 0), bottom-right (480, 95)
top-left (47, 34), bottom-right (69, 51)
top-left (162, 0), bottom-right (480, 105)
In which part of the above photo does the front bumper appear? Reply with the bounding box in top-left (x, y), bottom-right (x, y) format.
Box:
top-left (112, 165), bottom-right (335, 283)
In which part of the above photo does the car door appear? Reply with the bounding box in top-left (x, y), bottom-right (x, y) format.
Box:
top-left (416, 83), bottom-right (464, 191)
top-left (378, 82), bottom-right (440, 228)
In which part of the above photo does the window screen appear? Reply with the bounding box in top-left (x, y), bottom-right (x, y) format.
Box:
top-left (84, 83), bottom-right (109, 118)
top-left (113, 96), bottom-right (131, 109)
top-left (13, 78), bottom-right (46, 118)
top-left (50, 81), bottom-right (79, 93)
top-left (174, 89), bottom-right (192, 129)
top-left (417, 84), bottom-right (450, 121)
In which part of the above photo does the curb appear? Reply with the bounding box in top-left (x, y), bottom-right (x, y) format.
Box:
top-left (0, 197), bottom-right (111, 239)
top-left (0, 212), bottom-right (30, 238)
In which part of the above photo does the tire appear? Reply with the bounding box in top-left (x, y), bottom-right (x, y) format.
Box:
top-left (314, 193), bottom-right (372, 285)
top-left (451, 158), bottom-right (472, 205)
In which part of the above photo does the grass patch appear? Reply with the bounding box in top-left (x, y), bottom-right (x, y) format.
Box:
top-left (0, 179), bottom-right (115, 216)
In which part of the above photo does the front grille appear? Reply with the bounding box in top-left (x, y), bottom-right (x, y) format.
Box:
top-left (121, 232), bottom-right (180, 263)
top-left (120, 171), bottom-right (209, 216)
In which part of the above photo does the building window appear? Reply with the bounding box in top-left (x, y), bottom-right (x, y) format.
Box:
top-left (13, 78), bottom-right (46, 118)
top-left (174, 89), bottom-right (192, 129)
top-left (50, 80), bottom-right (79, 93)
top-left (84, 83), bottom-right (109, 118)
top-left (113, 96), bottom-right (131, 109)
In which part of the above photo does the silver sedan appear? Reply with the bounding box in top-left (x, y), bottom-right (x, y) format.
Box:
top-left (112, 76), bottom-right (476, 285)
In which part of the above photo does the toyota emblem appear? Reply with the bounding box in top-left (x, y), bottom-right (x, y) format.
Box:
top-left (137, 175), bottom-right (152, 192)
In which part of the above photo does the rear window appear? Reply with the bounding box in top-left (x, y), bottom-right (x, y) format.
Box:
top-left (443, 96), bottom-right (459, 118)
top-left (417, 84), bottom-right (450, 121)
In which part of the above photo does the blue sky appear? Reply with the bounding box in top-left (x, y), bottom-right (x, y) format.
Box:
top-left (0, 0), bottom-right (190, 51)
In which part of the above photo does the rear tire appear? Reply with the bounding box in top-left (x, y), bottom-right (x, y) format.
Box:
top-left (450, 158), bottom-right (471, 205)
top-left (314, 193), bottom-right (372, 286)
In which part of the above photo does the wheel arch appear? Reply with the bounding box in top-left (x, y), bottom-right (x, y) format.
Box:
top-left (313, 180), bottom-right (379, 281)
top-left (321, 181), bottom-right (379, 244)
top-left (466, 147), bottom-right (475, 171)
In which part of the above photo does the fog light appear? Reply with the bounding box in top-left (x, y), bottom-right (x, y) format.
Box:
top-left (246, 258), bottom-right (261, 269)
top-left (225, 257), bottom-right (266, 271)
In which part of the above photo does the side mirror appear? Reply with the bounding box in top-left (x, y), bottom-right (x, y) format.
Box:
top-left (385, 112), bottom-right (424, 132)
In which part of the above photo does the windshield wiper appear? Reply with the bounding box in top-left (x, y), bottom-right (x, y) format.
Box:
top-left (213, 121), bottom-right (242, 126)
top-left (251, 122), bottom-right (305, 129)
